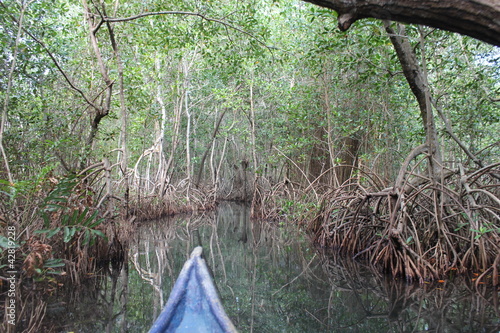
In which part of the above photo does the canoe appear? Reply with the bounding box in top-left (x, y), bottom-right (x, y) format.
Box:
top-left (149, 246), bottom-right (238, 333)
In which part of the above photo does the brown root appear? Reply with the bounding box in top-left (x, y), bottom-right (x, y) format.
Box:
top-left (309, 161), bottom-right (500, 285)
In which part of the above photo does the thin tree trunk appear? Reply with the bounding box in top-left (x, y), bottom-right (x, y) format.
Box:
top-left (104, 0), bottom-right (129, 214)
top-left (249, 76), bottom-right (259, 215)
top-left (155, 81), bottom-right (167, 188)
top-left (82, 0), bottom-right (114, 151)
top-left (0, 1), bottom-right (32, 183)
top-left (210, 138), bottom-right (216, 185)
top-left (108, 0), bottom-right (128, 177)
top-left (159, 70), bottom-right (183, 198)
top-left (323, 82), bottom-right (339, 188)
top-left (185, 81), bottom-right (191, 185)
top-left (195, 109), bottom-right (227, 187)
top-left (182, 58), bottom-right (194, 200)
top-left (214, 137), bottom-right (229, 198)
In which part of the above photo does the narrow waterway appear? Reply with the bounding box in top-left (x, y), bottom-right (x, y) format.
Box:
top-left (43, 202), bottom-right (499, 332)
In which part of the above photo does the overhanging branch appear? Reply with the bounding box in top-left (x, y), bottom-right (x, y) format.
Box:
top-left (303, 0), bottom-right (500, 46)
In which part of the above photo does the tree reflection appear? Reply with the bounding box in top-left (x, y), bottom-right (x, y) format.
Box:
top-left (39, 202), bottom-right (499, 332)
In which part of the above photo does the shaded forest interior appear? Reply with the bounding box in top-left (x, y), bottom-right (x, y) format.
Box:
top-left (0, 2), bottom-right (499, 330)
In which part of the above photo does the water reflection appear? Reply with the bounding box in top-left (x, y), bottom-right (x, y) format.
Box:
top-left (43, 202), bottom-right (499, 332)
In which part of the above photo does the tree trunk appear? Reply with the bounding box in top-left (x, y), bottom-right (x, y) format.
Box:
top-left (107, 0), bottom-right (129, 214)
top-left (323, 77), bottom-right (340, 188)
top-left (82, 0), bottom-right (113, 151)
top-left (155, 79), bottom-right (167, 190)
top-left (384, 22), bottom-right (442, 179)
top-left (307, 127), bottom-right (331, 185)
top-left (182, 54), bottom-right (196, 200)
top-left (159, 67), bottom-right (183, 198)
top-left (249, 75), bottom-right (260, 215)
top-left (303, 0), bottom-right (500, 46)
top-left (195, 109), bottom-right (227, 187)
top-left (337, 136), bottom-right (360, 185)
top-left (0, 1), bottom-right (30, 183)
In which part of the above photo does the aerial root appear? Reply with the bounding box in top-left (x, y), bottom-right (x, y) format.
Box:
top-left (309, 163), bottom-right (500, 284)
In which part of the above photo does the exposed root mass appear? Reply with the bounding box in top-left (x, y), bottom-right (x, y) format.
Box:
top-left (308, 163), bottom-right (500, 285)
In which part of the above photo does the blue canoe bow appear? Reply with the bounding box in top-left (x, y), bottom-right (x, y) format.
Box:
top-left (149, 247), bottom-right (238, 333)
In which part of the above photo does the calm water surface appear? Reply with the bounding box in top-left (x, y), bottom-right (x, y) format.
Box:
top-left (44, 202), bottom-right (499, 332)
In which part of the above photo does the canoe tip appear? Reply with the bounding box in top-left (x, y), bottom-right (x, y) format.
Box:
top-left (191, 246), bottom-right (203, 258)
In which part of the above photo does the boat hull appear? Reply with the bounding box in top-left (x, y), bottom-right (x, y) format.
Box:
top-left (149, 247), bottom-right (237, 333)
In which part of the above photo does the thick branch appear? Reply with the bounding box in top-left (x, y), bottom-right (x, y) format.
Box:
top-left (303, 0), bottom-right (500, 46)
top-left (384, 22), bottom-right (442, 180)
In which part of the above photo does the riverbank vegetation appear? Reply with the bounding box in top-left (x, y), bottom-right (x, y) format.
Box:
top-left (1, 1), bottom-right (498, 326)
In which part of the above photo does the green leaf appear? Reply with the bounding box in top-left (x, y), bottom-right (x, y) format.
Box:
top-left (46, 197), bottom-right (68, 203)
top-left (83, 229), bottom-right (90, 246)
top-left (43, 258), bottom-right (65, 268)
top-left (89, 217), bottom-right (104, 228)
top-left (63, 226), bottom-right (69, 239)
top-left (62, 226), bottom-right (78, 243)
top-left (76, 208), bottom-right (89, 225)
top-left (41, 212), bottom-right (51, 228)
top-left (82, 210), bottom-right (99, 227)
top-left (45, 203), bottom-right (66, 211)
top-left (69, 226), bottom-right (77, 239)
top-left (47, 227), bottom-right (61, 238)
top-left (0, 235), bottom-right (19, 249)
top-left (0, 190), bottom-right (13, 199)
top-left (90, 229), bottom-right (106, 240)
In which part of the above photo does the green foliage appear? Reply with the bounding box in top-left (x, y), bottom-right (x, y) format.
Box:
top-left (34, 175), bottom-right (106, 246)
top-left (278, 198), bottom-right (319, 222)
top-left (2, 0), bottom-right (499, 280)
top-left (0, 235), bottom-right (19, 255)
top-left (2, 0), bottom-right (497, 183)
top-left (471, 221), bottom-right (500, 240)
top-left (34, 258), bottom-right (66, 278)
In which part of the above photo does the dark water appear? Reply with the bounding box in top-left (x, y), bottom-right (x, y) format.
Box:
top-left (43, 202), bottom-right (499, 332)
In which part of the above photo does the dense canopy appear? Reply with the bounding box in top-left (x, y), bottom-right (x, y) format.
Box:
top-left (0, 2), bottom-right (499, 330)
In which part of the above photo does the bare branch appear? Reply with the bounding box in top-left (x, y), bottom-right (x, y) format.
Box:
top-left (102, 11), bottom-right (271, 50)
top-left (0, 1), bottom-right (103, 113)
